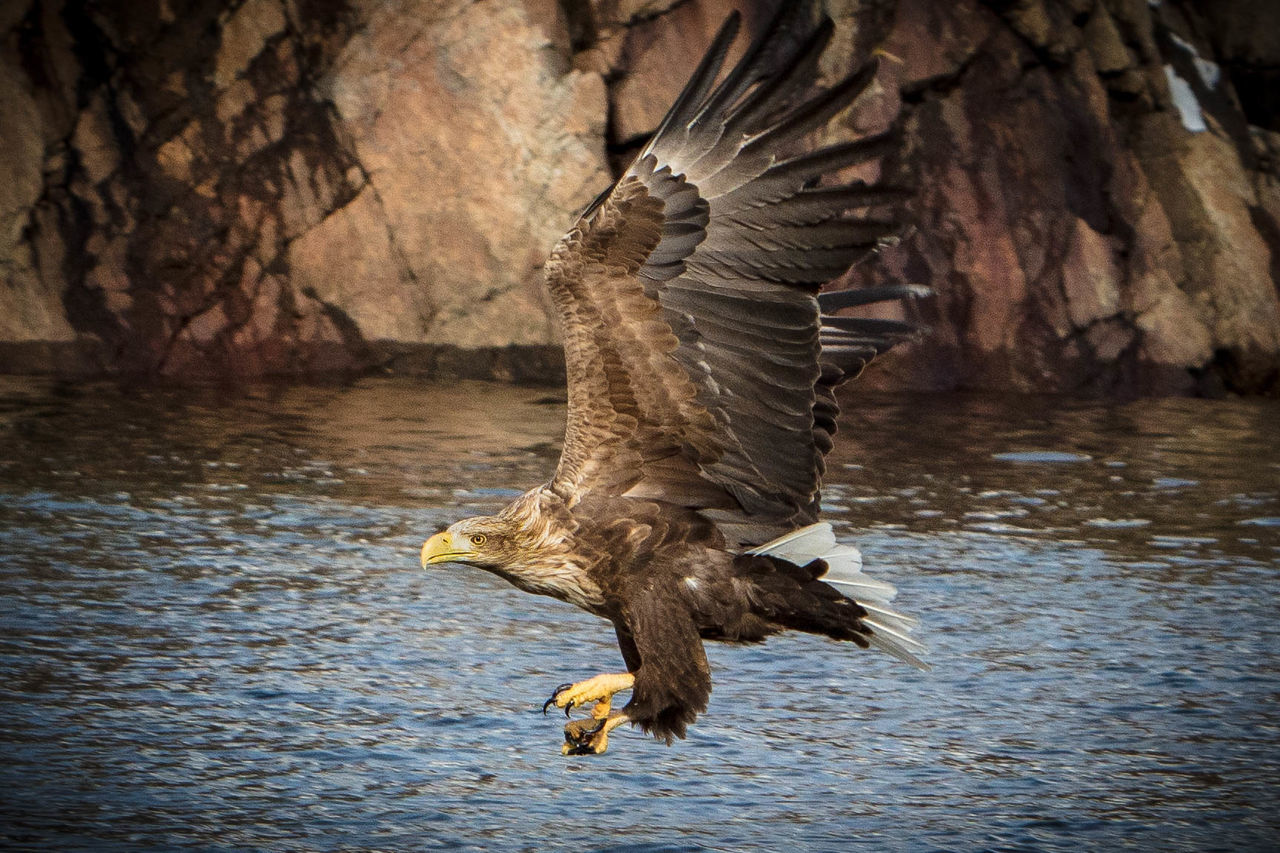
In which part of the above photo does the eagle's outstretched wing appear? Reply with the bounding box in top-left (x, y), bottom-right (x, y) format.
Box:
top-left (544, 3), bottom-right (922, 547)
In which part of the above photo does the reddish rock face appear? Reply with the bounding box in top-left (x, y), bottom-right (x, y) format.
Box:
top-left (842, 0), bottom-right (1280, 396)
top-left (1, 0), bottom-right (1277, 395)
top-left (0, 0), bottom-right (608, 380)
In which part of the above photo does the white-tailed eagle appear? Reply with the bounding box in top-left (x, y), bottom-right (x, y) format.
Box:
top-left (421, 1), bottom-right (928, 755)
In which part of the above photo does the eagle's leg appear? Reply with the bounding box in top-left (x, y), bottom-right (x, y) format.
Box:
top-left (543, 671), bottom-right (635, 717)
top-left (562, 710), bottom-right (630, 756)
top-left (542, 672), bottom-right (635, 755)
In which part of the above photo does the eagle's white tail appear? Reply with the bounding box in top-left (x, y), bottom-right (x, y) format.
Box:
top-left (749, 522), bottom-right (930, 670)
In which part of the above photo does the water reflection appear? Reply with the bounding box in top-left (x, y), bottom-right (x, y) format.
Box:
top-left (0, 377), bottom-right (1276, 850)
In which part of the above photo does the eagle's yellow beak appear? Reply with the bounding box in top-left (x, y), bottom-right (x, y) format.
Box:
top-left (420, 531), bottom-right (465, 567)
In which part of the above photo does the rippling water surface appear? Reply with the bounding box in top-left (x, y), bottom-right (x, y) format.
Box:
top-left (1, 376), bottom-right (1277, 851)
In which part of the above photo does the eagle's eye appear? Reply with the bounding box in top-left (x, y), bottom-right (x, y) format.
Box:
top-left (469, 533), bottom-right (488, 547)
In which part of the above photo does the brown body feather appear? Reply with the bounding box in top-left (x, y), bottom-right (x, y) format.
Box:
top-left (422, 0), bottom-right (928, 747)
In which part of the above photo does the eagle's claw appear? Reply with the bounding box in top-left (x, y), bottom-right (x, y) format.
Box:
top-left (561, 712), bottom-right (629, 756)
top-left (544, 674), bottom-right (636, 754)
top-left (542, 682), bottom-right (574, 716)
top-left (563, 717), bottom-right (607, 755)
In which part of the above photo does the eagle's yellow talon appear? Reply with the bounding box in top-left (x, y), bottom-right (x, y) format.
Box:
top-left (550, 672), bottom-right (636, 716)
top-left (542, 682), bottom-right (574, 715)
top-left (547, 672), bottom-right (635, 754)
top-left (562, 712), bottom-right (630, 755)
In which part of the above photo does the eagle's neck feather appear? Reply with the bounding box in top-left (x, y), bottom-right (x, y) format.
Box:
top-left (497, 488), bottom-right (605, 613)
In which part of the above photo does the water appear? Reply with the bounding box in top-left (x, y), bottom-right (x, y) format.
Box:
top-left (1, 376), bottom-right (1277, 851)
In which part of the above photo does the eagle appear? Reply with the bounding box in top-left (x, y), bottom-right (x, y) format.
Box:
top-left (420, 2), bottom-right (928, 755)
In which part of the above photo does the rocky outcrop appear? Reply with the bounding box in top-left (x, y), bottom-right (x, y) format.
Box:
top-left (0, 0), bottom-right (607, 379)
top-left (1, 0), bottom-right (1277, 394)
top-left (847, 0), bottom-right (1280, 395)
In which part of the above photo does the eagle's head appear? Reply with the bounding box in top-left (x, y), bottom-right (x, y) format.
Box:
top-left (420, 515), bottom-right (528, 573)
top-left (419, 493), bottom-right (602, 610)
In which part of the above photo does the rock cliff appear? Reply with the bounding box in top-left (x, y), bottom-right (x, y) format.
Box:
top-left (1, 0), bottom-right (1277, 394)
